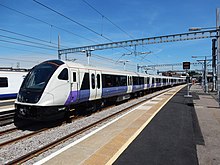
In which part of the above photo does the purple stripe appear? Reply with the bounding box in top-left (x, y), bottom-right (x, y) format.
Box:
top-left (65, 91), bottom-right (78, 105)
top-left (102, 86), bottom-right (127, 98)
top-left (0, 93), bottom-right (17, 99)
top-left (65, 90), bottom-right (90, 105)
top-left (132, 85), bottom-right (144, 92)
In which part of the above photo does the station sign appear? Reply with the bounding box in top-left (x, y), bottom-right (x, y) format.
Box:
top-left (183, 62), bottom-right (190, 70)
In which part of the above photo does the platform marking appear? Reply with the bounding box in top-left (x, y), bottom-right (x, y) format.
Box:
top-left (151, 97), bottom-right (163, 101)
top-left (0, 99), bottom-right (15, 103)
top-left (106, 85), bottom-right (184, 165)
top-left (147, 100), bottom-right (158, 104)
top-left (0, 107), bottom-right (14, 112)
top-left (194, 105), bottom-right (204, 109)
top-left (137, 106), bottom-right (152, 111)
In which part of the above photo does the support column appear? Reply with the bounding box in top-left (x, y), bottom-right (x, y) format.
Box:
top-left (216, 8), bottom-right (220, 104)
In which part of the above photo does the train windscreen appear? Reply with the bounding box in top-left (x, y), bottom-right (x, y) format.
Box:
top-left (21, 61), bottom-right (62, 90)
top-left (17, 60), bottom-right (64, 103)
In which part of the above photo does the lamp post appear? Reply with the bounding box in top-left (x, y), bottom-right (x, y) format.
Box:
top-left (82, 49), bottom-right (94, 65)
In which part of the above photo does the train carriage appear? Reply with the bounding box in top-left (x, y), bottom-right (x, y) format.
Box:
top-left (0, 70), bottom-right (27, 99)
top-left (15, 60), bottom-right (185, 121)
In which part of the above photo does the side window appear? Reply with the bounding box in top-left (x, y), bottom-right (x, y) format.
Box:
top-left (140, 77), bottom-right (144, 85)
top-left (81, 73), bottom-right (89, 90)
top-left (0, 77), bottom-right (8, 87)
top-left (92, 74), bottom-right (95, 89)
top-left (58, 68), bottom-right (68, 80)
top-left (73, 72), bottom-right (76, 82)
top-left (102, 74), bottom-right (112, 88)
top-left (147, 77), bottom-right (150, 84)
top-left (119, 76), bottom-right (127, 86)
top-left (133, 76), bottom-right (139, 85)
top-left (97, 74), bottom-right (100, 89)
top-left (127, 76), bottom-right (130, 86)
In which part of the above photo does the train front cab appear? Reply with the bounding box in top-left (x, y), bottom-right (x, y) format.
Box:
top-left (14, 60), bottom-right (73, 121)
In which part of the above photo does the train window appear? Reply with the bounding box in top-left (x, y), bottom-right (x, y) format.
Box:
top-left (152, 78), bottom-right (155, 84)
top-left (73, 72), bottom-right (76, 82)
top-left (133, 76), bottom-right (139, 85)
top-left (102, 74), bottom-right (127, 88)
top-left (115, 76), bottom-right (120, 86)
top-left (140, 77), bottom-right (144, 85)
top-left (163, 78), bottom-right (166, 83)
top-left (156, 78), bottom-right (160, 83)
top-left (0, 77), bottom-right (8, 87)
top-left (81, 73), bottom-right (89, 90)
top-left (97, 74), bottom-right (100, 89)
top-left (58, 68), bottom-right (68, 80)
top-left (119, 76), bottom-right (127, 86)
top-left (102, 74), bottom-right (111, 88)
top-left (130, 76), bottom-right (133, 85)
top-left (91, 74), bottom-right (95, 89)
top-left (147, 77), bottom-right (150, 84)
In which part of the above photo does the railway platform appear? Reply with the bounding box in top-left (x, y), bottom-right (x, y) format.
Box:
top-left (35, 84), bottom-right (220, 165)
top-left (0, 99), bottom-right (15, 112)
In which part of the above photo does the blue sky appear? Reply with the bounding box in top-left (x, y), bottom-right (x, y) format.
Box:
top-left (0, 0), bottom-right (219, 73)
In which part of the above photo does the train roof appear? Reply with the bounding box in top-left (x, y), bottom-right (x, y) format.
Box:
top-left (63, 60), bottom-right (148, 76)
top-left (42, 60), bottom-right (183, 79)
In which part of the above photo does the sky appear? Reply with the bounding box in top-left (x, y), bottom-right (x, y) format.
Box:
top-left (0, 0), bottom-right (219, 74)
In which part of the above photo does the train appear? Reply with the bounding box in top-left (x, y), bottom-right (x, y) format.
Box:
top-left (0, 69), bottom-right (27, 100)
top-left (14, 60), bottom-right (185, 121)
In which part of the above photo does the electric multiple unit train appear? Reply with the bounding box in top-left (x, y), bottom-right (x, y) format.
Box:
top-left (15, 60), bottom-right (185, 121)
top-left (0, 70), bottom-right (27, 99)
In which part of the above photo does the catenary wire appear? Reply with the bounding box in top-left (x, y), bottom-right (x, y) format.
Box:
top-left (33, 0), bottom-right (133, 54)
top-left (0, 39), bottom-right (56, 51)
top-left (0, 34), bottom-right (58, 49)
top-left (0, 3), bottom-right (98, 45)
top-left (82, 0), bottom-right (134, 39)
top-left (0, 44), bottom-right (55, 56)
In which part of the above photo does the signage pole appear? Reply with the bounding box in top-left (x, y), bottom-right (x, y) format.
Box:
top-left (183, 62), bottom-right (192, 98)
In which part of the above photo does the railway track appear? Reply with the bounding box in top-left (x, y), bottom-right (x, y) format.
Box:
top-left (3, 87), bottom-right (173, 165)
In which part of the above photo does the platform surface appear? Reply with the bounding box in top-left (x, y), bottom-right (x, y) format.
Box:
top-left (0, 99), bottom-right (15, 112)
top-left (36, 84), bottom-right (220, 165)
top-left (114, 84), bottom-right (220, 165)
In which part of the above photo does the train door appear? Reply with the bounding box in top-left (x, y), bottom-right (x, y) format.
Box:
top-left (96, 71), bottom-right (102, 99)
top-left (70, 68), bottom-right (79, 103)
top-left (89, 70), bottom-right (102, 100)
top-left (127, 75), bottom-right (132, 93)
